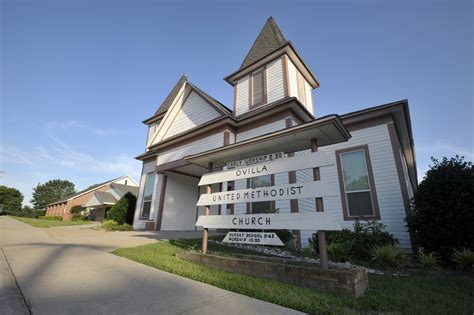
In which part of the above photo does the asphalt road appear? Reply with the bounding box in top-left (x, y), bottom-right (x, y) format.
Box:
top-left (0, 216), bottom-right (303, 315)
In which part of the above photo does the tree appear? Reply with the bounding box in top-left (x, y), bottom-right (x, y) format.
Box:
top-left (407, 156), bottom-right (474, 260)
top-left (0, 185), bottom-right (23, 213)
top-left (107, 192), bottom-right (137, 225)
top-left (31, 179), bottom-right (76, 211)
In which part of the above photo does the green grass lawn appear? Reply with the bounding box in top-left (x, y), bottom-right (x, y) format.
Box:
top-left (113, 239), bottom-right (474, 315)
top-left (10, 216), bottom-right (95, 228)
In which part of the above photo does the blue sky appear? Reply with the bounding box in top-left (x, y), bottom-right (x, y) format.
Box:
top-left (1, 0), bottom-right (473, 205)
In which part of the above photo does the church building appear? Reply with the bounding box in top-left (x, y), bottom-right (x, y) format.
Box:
top-left (132, 17), bottom-right (417, 251)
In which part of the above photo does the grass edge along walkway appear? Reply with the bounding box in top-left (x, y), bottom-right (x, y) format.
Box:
top-left (113, 239), bottom-right (474, 315)
top-left (9, 216), bottom-right (95, 228)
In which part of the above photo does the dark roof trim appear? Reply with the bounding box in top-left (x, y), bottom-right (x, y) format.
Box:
top-left (142, 79), bottom-right (231, 126)
top-left (155, 75), bottom-right (187, 116)
top-left (135, 97), bottom-right (316, 161)
top-left (224, 42), bottom-right (319, 88)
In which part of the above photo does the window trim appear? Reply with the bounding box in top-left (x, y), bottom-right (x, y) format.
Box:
top-left (335, 145), bottom-right (380, 220)
top-left (140, 172), bottom-right (156, 220)
top-left (248, 66), bottom-right (267, 109)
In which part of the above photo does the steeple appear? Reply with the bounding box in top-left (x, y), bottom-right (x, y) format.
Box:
top-left (226, 17), bottom-right (319, 117)
top-left (240, 17), bottom-right (288, 69)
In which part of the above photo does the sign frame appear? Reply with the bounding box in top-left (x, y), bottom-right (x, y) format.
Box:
top-left (198, 151), bottom-right (332, 186)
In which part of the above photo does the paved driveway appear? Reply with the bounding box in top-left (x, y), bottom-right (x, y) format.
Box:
top-left (0, 217), bottom-right (302, 315)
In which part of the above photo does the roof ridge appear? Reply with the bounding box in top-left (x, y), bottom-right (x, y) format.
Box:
top-left (154, 74), bottom-right (188, 116)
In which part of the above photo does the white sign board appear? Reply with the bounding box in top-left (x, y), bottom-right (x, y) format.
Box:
top-left (227, 152), bottom-right (285, 169)
top-left (195, 212), bottom-right (342, 231)
top-left (199, 151), bottom-right (331, 186)
top-left (223, 231), bottom-right (284, 246)
top-left (197, 181), bottom-right (335, 206)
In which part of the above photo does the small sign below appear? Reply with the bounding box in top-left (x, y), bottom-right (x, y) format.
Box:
top-left (222, 231), bottom-right (284, 246)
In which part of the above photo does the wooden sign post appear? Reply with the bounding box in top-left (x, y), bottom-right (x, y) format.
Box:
top-left (201, 162), bottom-right (212, 255)
top-left (197, 150), bottom-right (340, 269)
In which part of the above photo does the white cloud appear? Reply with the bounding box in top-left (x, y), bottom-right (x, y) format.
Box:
top-left (0, 144), bottom-right (38, 167)
top-left (417, 142), bottom-right (474, 160)
top-left (1, 120), bottom-right (141, 206)
top-left (416, 141), bottom-right (473, 183)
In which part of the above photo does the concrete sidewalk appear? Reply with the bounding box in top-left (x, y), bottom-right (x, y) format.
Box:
top-left (0, 248), bottom-right (29, 314)
top-left (0, 217), bottom-right (303, 315)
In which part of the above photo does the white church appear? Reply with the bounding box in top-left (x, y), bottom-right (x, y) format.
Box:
top-left (132, 17), bottom-right (417, 251)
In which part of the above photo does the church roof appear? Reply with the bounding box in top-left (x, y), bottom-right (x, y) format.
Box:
top-left (144, 75), bottom-right (230, 124)
top-left (239, 17), bottom-right (288, 69)
top-left (154, 74), bottom-right (188, 116)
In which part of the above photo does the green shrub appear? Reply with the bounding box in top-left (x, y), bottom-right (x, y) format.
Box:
top-left (452, 248), bottom-right (474, 271)
top-left (102, 219), bottom-right (133, 231)
top-left (407, 156), bottom-right (473, 261)
top-left (310, 221), bottom-right (398, 260)
top-left (327, 241), bottom-right (351, 262)
top-left (107, 192), bottom-right (137, 225)
top-left (102, 219), bottom-right (118, 231)
top-left (371, 244), bottom-right (407, 269)
top-left (38, 216), bottom-right (63, 221)
top-left (418, 251), bottom-right (440, 270)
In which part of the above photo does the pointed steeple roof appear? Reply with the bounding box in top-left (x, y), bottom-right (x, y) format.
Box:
top-left (154, 74), bottom-right (188, 115)
top-left (240, 17), bottom-right (288, 69)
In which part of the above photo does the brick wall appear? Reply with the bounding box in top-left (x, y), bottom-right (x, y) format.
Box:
top-left (46, 185), bottom-right (111, 220)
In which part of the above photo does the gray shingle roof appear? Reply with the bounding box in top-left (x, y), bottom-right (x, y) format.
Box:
top-left (95, 191), bottom-right (118, 204)
top-left (111, 183), bottom-right (139, 197)
top-left (240, 17), bottom-right (288, 69)
top-left (154, 75), bottom-right (188, 116)
top-left (147, 76), bottom-right (231, 121)
top-left (48, 175), bottom-right (128, 205)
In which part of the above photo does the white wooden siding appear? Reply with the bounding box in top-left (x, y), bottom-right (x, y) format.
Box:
top-left (400, 149), bottom-right (414, 199)
top-left (293, 124), bottom-right (411, 251)
top-left (235, 75), bottom-right (250, 116)
top-left (304, 81), bottom-right (314, 115)
top-left (236, 119), bottom-right (286, 142)
top-left (147, 120), bottom-right (161, 148)
top-left (266, 58), bottom-right (285, 104)
top-left (287, 58), bottom-right (314, 115)
top-left (287, 59), bottom-right (298, 98)
top-left (148, 173), bottom-right (162, 224)
top-left (161, 173), bottom-right (199, 230)
top-left (164, 91), bottom-right (220, 140)
top-left (157, 132), bottom-right (223, 165)
top-left (133, 159), bottom-right (157, 229)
